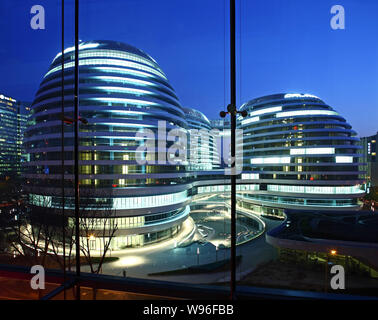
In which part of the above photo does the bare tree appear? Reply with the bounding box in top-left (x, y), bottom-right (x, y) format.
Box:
top-left (9, 189), bottom-right (119, 299)
top-left (48, 221), bottom-right (76, 272)
top-left (9, 196), bottom-right (52, 267)
top-left (78, 204), bottom-right (118, 274)
top-left (8, 196), bottom-right (58, 298)
top-left (75, 190), bottom-right (119, 300)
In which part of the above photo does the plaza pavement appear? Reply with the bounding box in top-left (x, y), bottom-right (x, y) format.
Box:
top-left (81, 214), bottom-right (282, 284)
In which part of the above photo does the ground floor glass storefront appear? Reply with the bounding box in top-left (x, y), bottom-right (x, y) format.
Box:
top-left (237, 199), bottom-right (285, 217)
top-left (88, 224), bottom-right (182, 250)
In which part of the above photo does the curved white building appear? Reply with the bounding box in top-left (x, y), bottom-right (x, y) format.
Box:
top-left (238, 93), bottom-right (365, 216)
top-left (24, 40), bottom-right (191, 249)
top-left (183, 107), bottom-right (220, 171)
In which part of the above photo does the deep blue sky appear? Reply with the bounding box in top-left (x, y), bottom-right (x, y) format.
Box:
top-left (0, 0), bottom-right (377, 137)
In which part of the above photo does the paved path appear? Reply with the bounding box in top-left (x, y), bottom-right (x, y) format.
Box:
top-left (82, 215), bottom-right (283, 284)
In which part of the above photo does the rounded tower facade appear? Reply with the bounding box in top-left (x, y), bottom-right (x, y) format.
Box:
top-left (24, 40), bottom-right (191, 249)
top-left (238, 93), bottom-right (365, 216)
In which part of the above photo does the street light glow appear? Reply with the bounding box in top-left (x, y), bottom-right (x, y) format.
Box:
top-left (119, 256), bottom-right (146, 267)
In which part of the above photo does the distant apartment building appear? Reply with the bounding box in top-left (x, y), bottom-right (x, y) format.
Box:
top-left (0, 94), bottom-right (30, 179)
top-left (359, 132), bottom-right (378, 189)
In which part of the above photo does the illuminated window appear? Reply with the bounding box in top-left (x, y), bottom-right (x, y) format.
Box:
top-left (267, 184), bottom-right (364, 194)
top-left (241, 173), bottom-right (260, 179)
top-left (290, 147), bottom-right (335, 155)
top-left (335, 156), bottom-right (353, 163)
top-left (284, 93), bottom-right (320, 99)
top-left (251, 156), bottom-right (291, 164)
top-left (45, 58), bottom-right (167, 79)
top-left (249, 106), bottom-right (282, 117)
top-left (276, 110), bottom-right (338, 118)
top-left (241, 116), bottom-right (259, 125)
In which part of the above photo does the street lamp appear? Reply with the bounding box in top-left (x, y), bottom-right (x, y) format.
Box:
top-left (197, 247), bottom-right (200, 265)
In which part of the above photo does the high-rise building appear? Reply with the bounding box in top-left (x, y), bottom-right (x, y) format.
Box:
top-left (0, 94), bottom-right (30, 179)
top-left (238, 93), bottom-right (365, 216)
top-left (359, 132), bottom-right (378, 188)
top-left (24, 40), bottom-right (191, 249)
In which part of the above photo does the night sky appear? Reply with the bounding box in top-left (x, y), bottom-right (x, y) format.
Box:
top-left (0, 0), bottom-right (377, 137)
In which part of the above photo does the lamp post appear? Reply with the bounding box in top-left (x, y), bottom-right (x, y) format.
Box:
top-left (197, 247), bottom-right (200, 265)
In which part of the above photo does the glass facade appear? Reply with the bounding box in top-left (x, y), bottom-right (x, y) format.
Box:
top-left (0, 94), bottom-right (29, 178)
top-left (359, 133), bottom-right (378, 188)
top-left (1, 0), bottom-right (377, 303)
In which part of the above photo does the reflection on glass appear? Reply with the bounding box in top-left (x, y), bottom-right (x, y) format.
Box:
top-left (236, 0), bottom-right (378, 296)
top-left (0, 0), bottom-right (377, 301)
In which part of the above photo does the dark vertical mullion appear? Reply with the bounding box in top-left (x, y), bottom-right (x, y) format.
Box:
top-left (230, 0), bottom-right (237, 300)
top-left (74, 0), bottom-right (81, 300)
top-left (60, 0), bottom-right (66, 301)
